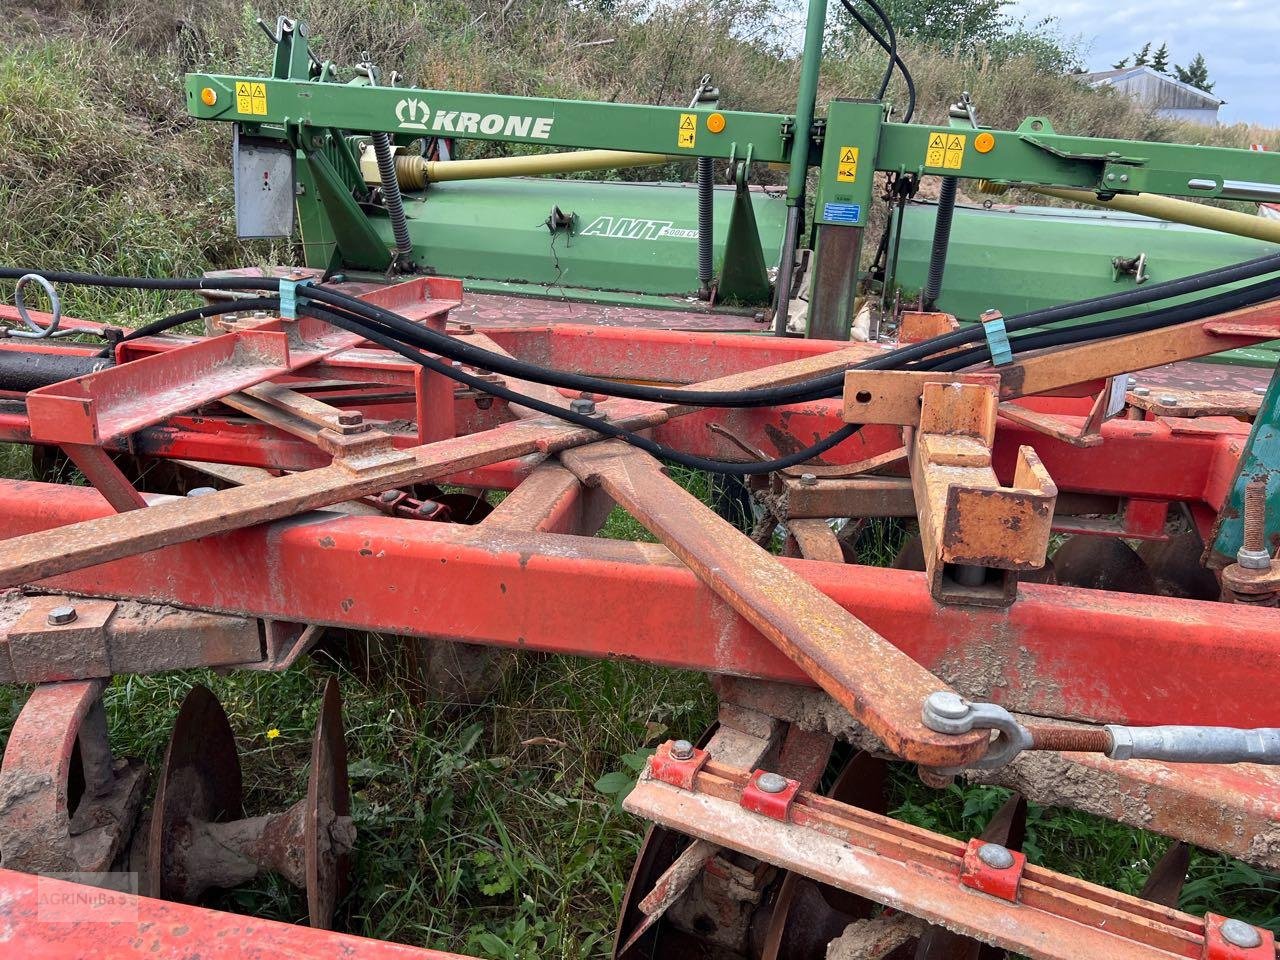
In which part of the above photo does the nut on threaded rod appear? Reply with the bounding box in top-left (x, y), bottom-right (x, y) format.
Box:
top-left (1237, 478), bottom-right (1273, 570)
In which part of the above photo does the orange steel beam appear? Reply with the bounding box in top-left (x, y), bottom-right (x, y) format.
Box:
top-left (560, 441), bottom-right (988, 768)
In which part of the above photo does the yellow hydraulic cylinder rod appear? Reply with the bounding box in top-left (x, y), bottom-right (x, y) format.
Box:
top-left (361, 148), bottom-right (673, 189)
top-left (1030, 185), bottom-right (1280, 245)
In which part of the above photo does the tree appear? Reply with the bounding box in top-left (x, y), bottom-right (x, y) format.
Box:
top-left (1111, 56), bottom-right (1130, 69)
top-left (1150, 42), bottom-right (1169, 73)
top-left (1174, 53), bottom-right (1214, 92)
top-left (1132, 41), bottom-right (1151, 66)
top-left (871, 0), bottom-right (1011, 49)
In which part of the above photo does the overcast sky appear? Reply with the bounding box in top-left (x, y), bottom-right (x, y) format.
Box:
top-left (1008, 0), bottom-right (1280, 127)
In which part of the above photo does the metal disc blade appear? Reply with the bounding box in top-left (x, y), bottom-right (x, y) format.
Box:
top-left (306, 676), bottom-right (352, 929)
top-left (146, 684), bottom-right (243, 901)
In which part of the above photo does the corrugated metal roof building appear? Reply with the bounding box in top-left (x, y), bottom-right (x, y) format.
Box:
top-left (1079, 65), bottom-right (1225, 125)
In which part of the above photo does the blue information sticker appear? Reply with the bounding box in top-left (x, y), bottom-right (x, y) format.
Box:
top-left (822, 202), bottom-right (861, 225)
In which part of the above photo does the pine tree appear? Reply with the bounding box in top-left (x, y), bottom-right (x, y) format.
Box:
top-left (1133, 42), bottom-right (1151, 66)
top-left (1150, 42), bottom-right (1170, 73)
top-left (1174, 53), bottom-right (1214, 93)
top-left (1111, 56), bottom-right (1130, 69)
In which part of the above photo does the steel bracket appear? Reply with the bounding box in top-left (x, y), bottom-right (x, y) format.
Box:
top-left (1202, 914), bottom-right (1274, 959)
top-left (650, 740), bottom-right (710, 790)
top-left (910, 380), bottom-right (1057, 606)
top-left (959, 839), bottom-right (1025, 902)
top-left (740, 769), bottom-right (799, 821)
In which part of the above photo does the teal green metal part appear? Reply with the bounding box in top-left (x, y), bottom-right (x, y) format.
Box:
top-left (1211, 365), bottom-right (1280, 565)
top-left (322, 177), bottom-right (786, 301)
top-left (891, 201), bottom-right (1280, 365)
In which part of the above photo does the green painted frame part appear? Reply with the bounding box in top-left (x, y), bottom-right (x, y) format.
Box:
top-left (301, 149), bottom-right (391, 271)
top-left (783, 0), bottom-right (828, 204)
top-left (186, 74), bottom-right (795, 163)
top-left (1211, 364), bottom-right (1280, 565)
top-left (189, 73), bottom-right (1280, 200)
top-left (815, 100), bottom-right (883, 227)
top-left (875, 118), bottom-right (1280, 201)
top-left (718, 177), bottom-right (772, 304)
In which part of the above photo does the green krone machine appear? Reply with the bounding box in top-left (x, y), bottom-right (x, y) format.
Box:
top-left (186, 7), bottom-right (1280, 344)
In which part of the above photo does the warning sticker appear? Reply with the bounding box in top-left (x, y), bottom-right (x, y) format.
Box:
top-left (677, 112), bottom-right (697, 149)
top-left (235, 81), bottom-right (268, 116)
top-left (925, 131), bottom-right (966, 169)
top-left (835, 145), bottom-right (859, 182)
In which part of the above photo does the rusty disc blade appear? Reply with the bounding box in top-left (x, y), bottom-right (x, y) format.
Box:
top-left (614, 726), bottom-right (720, 959)
top-left (1140, 841), bottom-right (1192, 908)
top-left (1138, 531), bottom-right (1220, 601)
top-left (306, 676), bottom-right (352, 929)
top-left (146, 684), bottom-right (243, 902)
top-left (1052, 536), bottom-right (1157, 594)
top-left (758, 751), bottom-right (889, 960)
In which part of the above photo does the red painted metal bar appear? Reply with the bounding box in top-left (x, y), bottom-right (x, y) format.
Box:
top-left (2, 479), bottom-right (1277, 730)
top-left (626, 748), bottom-right (1278, 960)
top-left (0, 867), bottom-right (481, 959)
top-left (28, 330), bottom-right (292, 444)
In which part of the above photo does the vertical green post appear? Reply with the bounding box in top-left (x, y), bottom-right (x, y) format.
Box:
top-left (773, 0), bottom-right (830, 335)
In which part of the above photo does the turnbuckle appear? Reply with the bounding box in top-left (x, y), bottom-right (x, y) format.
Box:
top-left (922, 691), bottom-right (1280, 773)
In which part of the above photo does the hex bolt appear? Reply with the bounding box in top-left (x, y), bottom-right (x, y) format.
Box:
top-left (569, 396), bottom-right (598, 416)
top-left (379, 490), bottom-right (400, 504)
top-left (1133, 386), bottom-right (1150, 397)
top-left (670, 740), bottom-right (694, 761)
top-left (1159, 394), bottom-right (1178, 406)
top-left (1237, 478), bottom-right (1273, 570)
top-left (1220, 918), bottom-right (1262, 950)
top-left (187, 486), bottom-right (218, 497)
top-left (756, 772), bottom-right (789, 794)
top-left (1126, 376), bottom-right (1137, 387)
top-left (47, 605), bottom-right (78, 626)
top-left (977, 843), bottom-right (1015, 870)
top-left (1254, 386), bottom-right (1267, 397)
top-left (416, 500), bottom-right (440, 517)
top-left (336, 412), bottom-right (363, 426)
top-left (799, 473), bottom-right (818, 487)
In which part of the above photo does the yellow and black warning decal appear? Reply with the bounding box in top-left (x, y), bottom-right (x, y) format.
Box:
top-left (925, 131), bottom-right (966, 170)
top-left (235, 81), bottom-right (268, 116)
top-left (835, 146), bottom-right (859, 182)
top-left (677, 113), bottom-right (697, 149)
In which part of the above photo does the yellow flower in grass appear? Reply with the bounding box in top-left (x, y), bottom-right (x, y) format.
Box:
top-left (266, 728), bottom-right (280, 740)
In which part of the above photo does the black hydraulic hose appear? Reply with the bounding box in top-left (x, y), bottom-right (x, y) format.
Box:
top-left (839, 0), bottom-right (916, 121)
top-left (697, 157), bottom-right (715, 292)
top-left (922, 177), bottom-right (957, 311)
top-left (95, 297), bottom-right (282, 356)
top-left (8, 251), bottom-right (1280, 404)
top-left (925, 276), bottom-right (1280, 373)
top-left (298, 301), bottom-right (862, 475)
top-left (853, 249), bottom-right (1280, 371)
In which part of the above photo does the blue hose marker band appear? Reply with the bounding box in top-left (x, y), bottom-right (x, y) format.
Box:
top-left (279, 278), bottom-right (314, 320)
top-left (981, 312), bottom-right (1013, 366)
